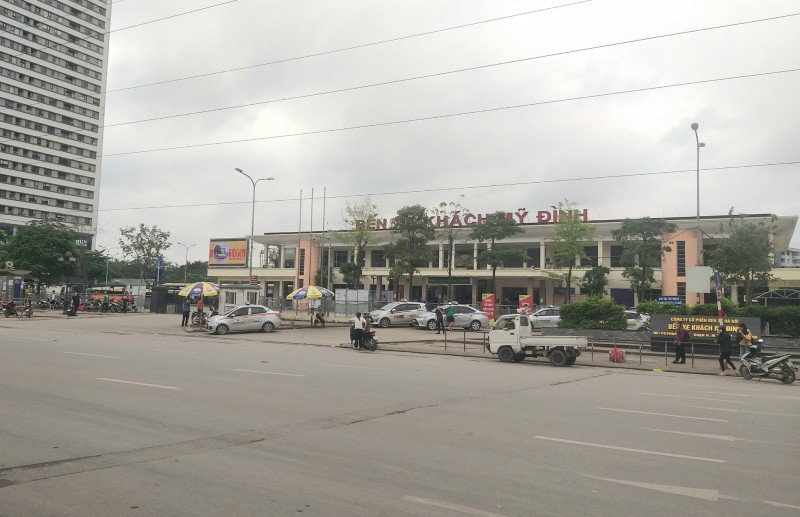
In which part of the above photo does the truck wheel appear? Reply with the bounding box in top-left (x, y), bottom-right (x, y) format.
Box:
top-left (498, 346), bottom-right (515, 363)
top-left (565, 357), bottom-right (576, 366)
top-left (549, 349), bottom-right (567, 367)
top-left (513, 352), bottom-right (525, 362)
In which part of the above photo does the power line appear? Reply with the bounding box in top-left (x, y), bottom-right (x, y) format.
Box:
top-left (101, 12), bottom-right (800, 130)
top-left (95, 160), bottom-right (800, 213)
top-left (105, 0), bottom-right (593, 94)
top-left (100, 67), bottom-right (800, 157)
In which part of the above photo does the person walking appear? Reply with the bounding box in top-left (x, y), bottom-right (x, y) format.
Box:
top-left (716, 324), bottom-right (737, 376)
top-left (181, 298), bottom-right (191, 327)
top-left (673, 321), bottom-right (688, 364)
top-left (70, 292), bottom-right (80, 317)
top-left (736, 322), bottom-right (753, 358)
top-left (445, 303), bottom-right (456, 331)
top-left (434, 306), bottom-right (444, 334)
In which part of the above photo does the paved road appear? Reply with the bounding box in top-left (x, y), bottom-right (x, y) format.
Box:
top-left (1, 314), bottom-right (798, 516)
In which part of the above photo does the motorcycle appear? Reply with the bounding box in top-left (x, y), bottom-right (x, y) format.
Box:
top-left (740, 339), bottom-right (797, 385)
top-left (352, 330), bottom-right (378, 352)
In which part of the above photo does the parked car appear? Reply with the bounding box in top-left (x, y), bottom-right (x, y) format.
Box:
top-left (625, 310), bottom-right (650, 330)
top-left (367, 301), bottom-right (427, 327)
top-left (412, 304), bottom-right (490, 331)
top-left (206, 305), bottom-right (281, 335)
top-left (528, 307), bottom-right (560, 328)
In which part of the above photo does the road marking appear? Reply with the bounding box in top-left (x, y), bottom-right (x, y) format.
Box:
top-left (154, 348), bottom-right (196, 354)
top-left (12, 336), bottom-right (50, 341)
top-left (642, 428), bottom-right (758, 442)
top-left (662, 382), bottom-right (757, 391)
top-left (639, 392), bottom-right (745, 404)
top-left (59, 351), bottom-right (120, 359)
top-left (232, 369), bottom-right (305, 377)
top-left (324, 364), bottom-right (392, 371)
top-left (698, 391), bottom-right (751, 397)
top-left (686, 405), bottom-right (800, 418)
top-left (96, 378), bottom-right (180, 390)
top-left (402, 495), bottom-right (508, 517)
top-left (585, 476), bottom-right (726, 500)
top-left (776, 395), bottom-right (800, 401)
top-left (764, 500), bottom-right (800, 510)
top-left (536, 436), bottom-right (723, 463)
top-left (598, 407), bottom-right (727, 422)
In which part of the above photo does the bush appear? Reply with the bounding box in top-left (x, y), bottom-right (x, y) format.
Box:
top-left (559, 296), bottom-right (627, 330)
top-left (636, 301), bottom-right (681, 315)
top-left (769, 306), bottom-right (800, 337)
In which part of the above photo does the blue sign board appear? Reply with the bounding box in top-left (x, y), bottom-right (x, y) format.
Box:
top-left (656, 295), bottom-right (683, 306)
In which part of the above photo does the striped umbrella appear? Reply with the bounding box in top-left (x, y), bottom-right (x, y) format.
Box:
top-left (286, 285), bottom-right (334, 300)
top-left (178, 281), bottom-right (220, 297)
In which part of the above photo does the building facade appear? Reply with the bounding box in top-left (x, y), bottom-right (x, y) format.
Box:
top-left (208, 213), bottom-right (799, 308)
top-left (775, 248), bottom-right (800, 268)
top-left (0, 0), bottom-right (112, 246)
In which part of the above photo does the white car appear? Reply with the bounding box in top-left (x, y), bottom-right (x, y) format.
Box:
top-left (412, 305), bottom-right (490, 331)
top-left (367, 301), bottom-right (427, 328)
top-left (528, 307), bottom-right (560, 328)
top-left (206, 305), bottom-right (281, 335)
top-left (625, 310), bottom-right (650, 330)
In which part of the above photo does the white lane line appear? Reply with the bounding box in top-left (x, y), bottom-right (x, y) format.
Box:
top-left (661, 382), bottom-right (757, 391)
top-left (154, 349), bottom-right (196, 354)
top-left (585, 476), bottom-right (726, 500)
top-left (59, 351), bottom-right (120, 359)
top-left (642, 428), bottom-right (758, 442)
top-left (764, 500), bottom-right (800, 511)
top-left (324, 364), bottom-right (392, 371)
top-left (402, 495), bottom-right (508, 517)
top-left (233, 369), bottom-right (305, 377)
top-left (598, 407), bottom-right (727, 422)
top-left (776, 395), bottom-right (800, 401)
top-left (698, 391), bottom-right (751, 397)
top-left (686, 405), bottom-right (800, 418)
top-left (639, 392), bottom-right (745, 404)
top-left (12, 336), bottom-right (50, 341)
top-left (536, 436), bottom-right (723, 463)
top-left (96, 378), bottom-right (180, 390)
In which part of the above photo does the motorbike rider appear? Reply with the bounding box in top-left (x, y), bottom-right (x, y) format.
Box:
top-left (5, 299), bottom-right (17, 317)
top-left (716, 325), bottom-right (737, 376)
top-left (735, 322), bottom-right (753, 358)
top-left (22, 299), bottom-right (31, 317)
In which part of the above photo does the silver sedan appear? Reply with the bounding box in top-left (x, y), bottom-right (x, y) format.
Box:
top-left (413, 305), bottom-right (490, 331)
top-left (206, 305), bottom-right (281, 335)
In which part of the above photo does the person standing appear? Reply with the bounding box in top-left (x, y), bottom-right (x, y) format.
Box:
top-left (181, 298), bottom-right (191, 327)
top-left (736, 323), bottom-right (753, 358)
top-left (434, 306), bottom-right (444, 334)
top-left (351, 312), bottom-right (366, 350)
top-left (445, 303), bottom-right (456, 331)
top-left (102, 293), bottom-right (109, 313)
top-left (716, 325), bottom-right (737, 376)
top-left (121, 292), bottom-right (128, 314)
top-left (673, 322), bottom-right (688, 364)
top-left (71, 292), bottom-right (80, 317)
top-left (49, 290), bottom-right (56, 310)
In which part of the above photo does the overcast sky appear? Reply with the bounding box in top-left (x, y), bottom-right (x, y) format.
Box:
top-left (95, 0), bottom-right (800, 265)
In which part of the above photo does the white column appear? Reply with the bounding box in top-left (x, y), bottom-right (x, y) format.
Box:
top-left (438, 243), bottom-right (444, 269)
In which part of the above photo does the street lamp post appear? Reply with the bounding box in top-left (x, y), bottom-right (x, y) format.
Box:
top-left (58, 251), bottom-right (76, 314)
top-left (176, 242), bottom-right (196, 284)
top-left (98, 246), bottom-right (118, 285)
top-left (234, 168), bottom-right (275, 290)
top-left (691, 123), bottom-right (706, 304)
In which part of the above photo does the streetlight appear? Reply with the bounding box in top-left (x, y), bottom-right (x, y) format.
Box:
top-left (691, 123), bottom-right (706, 304)
top-left (176, 242), bottom-right (196, 284)
top-left (57, 251), bottom-right (76, 314)
top-left (98, 246), bottom-right (118, 285)
top-left (234, 168), bottom-right (275, 288)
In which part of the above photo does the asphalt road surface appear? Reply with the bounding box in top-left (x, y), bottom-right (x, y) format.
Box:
top-left (1, 315), bottom-right (799, 516)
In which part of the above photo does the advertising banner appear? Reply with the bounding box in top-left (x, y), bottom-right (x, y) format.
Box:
top-left (519, 294), bottom-right (533, 311)
top-left (482, 293), bottom-right (496, 323)
top-left (209, 239), bottom-right (247, 267)
top-left (650, 314), bottom-right (761, 341)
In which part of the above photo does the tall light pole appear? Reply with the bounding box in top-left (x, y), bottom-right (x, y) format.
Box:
top-left (98, 246), bottom-right (118, 285)
top-left (176, 242), bottom-right (196, 284)
top-left (691, 122), bottom-right (705, 304)
top-left (234, 168), bottom-right (275, 288)
top-left (58, 251), bottom-right (76, 314)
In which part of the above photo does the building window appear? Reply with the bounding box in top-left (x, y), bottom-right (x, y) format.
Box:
top-left (677, 240), bottom-right (686, 277)
top-left (526, 247), bottom-right (540, 268)
top-left (298, 249), bottom-right (306, 275)
top-left (677, 282), bottom-right (686, 304)
top-left (581, 246), bottom-right (598, 267)
top-left (370, 249), bottom-right (385, 267)
top-left (333, 250), bottom-right (348, 267)
top-left (283, 247), bottom-right (295, 269)
top-left (611, 245), bottom-right (624, 267)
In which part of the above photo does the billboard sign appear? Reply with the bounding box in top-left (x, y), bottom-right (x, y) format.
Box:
top-left (209, 239), bottom-right (247, 267)
top-left (650, 314), bottom-right (760, 341)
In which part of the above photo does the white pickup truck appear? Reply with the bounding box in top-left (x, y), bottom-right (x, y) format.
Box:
top-left (487, 314), bottom-right (588, 366)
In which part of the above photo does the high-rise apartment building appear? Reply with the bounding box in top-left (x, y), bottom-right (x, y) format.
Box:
top-left (0, 0), bottom-right (111, 247)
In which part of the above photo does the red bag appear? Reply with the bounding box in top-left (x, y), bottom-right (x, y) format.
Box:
top-left (609, 348), bottom-right (625, 363)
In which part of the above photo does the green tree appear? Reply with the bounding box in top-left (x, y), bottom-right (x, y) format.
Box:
top-left (336, 198), bottom-right (380, 267)
top-left (470, 211), bottom-right (526, 299)
top-left (118, 224), bottom-right (171, 281)
top-left (580, 265), bottom-right (611, 297)
top-left (384, 205), bottom-right (435, 300)
top-left (706, 209), bottom-right (776, 306)
top-left (339, 262), bottom-right (362, 288)
top-left (612, 217), bottom-right (677, 302)
top-left (0, 221), bottom-right (76, 286)
top-left (314, 267), bottom-right (330, 288)
top-left (550, 200), bottom-right (595, 303)
top-left (431, 198), bottom-right (471, 302)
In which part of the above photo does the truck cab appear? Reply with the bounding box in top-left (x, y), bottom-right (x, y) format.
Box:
top-left (487, 314), bottom-right (587, 366)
